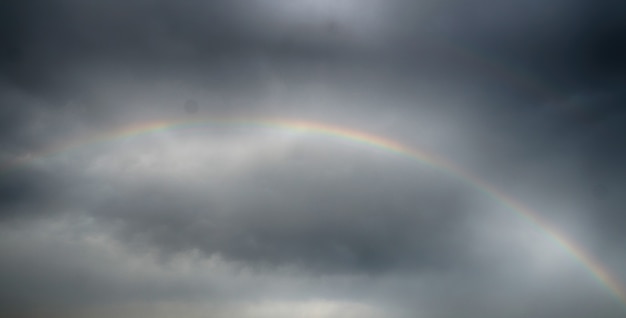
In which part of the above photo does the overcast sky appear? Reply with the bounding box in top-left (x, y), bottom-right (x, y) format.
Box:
top-left (1, 1), bottom-right (626, 317)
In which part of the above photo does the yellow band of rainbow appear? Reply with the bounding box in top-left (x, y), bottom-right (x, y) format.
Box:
top-left (2, 116), bottom-right (625, 310)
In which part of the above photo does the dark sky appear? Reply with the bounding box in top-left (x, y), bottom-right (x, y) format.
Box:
top-left (1, 1), bottom-right (626, 317)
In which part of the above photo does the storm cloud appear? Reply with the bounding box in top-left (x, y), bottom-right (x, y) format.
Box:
top-left (1, 1), bottom-right (625, 317)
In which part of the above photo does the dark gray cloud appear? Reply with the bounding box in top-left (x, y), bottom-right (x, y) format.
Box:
top-left (84, 144), bottom-right (478, 274)
top-left (1, 0), bottom-right (625, 317)
top-left (0, 167), bottom-right (61, 219)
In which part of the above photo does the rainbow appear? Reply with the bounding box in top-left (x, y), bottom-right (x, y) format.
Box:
top-left (2, 116), bottom-right (625, 309)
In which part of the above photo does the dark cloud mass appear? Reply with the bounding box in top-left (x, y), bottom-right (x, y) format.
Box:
top-left (1, 1), bottom-right (625, 317)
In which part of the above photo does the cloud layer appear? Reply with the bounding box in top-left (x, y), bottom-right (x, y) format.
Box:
top-left (1, 1), bottom-right (625, 317)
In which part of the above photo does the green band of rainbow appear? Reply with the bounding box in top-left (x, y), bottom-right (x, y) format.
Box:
top-left (2, 116), bottom-right (625, 309)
